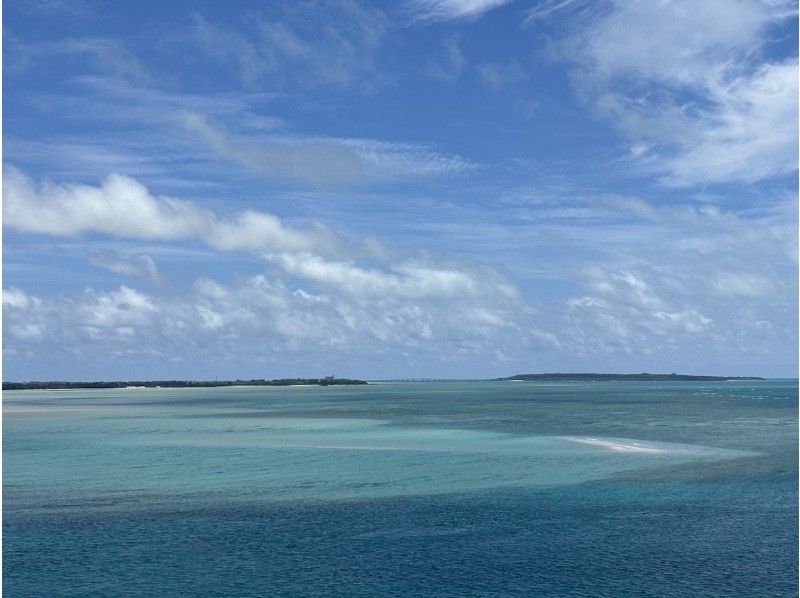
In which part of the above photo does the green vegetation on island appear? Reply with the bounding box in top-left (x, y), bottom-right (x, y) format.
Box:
top-left (495, 373), bottom-right (764, 382)
top-left (2, 377), bottom-right (368, 390)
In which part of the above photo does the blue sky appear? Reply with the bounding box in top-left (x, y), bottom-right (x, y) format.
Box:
top-left (3, 0), bottom-right (798, 379)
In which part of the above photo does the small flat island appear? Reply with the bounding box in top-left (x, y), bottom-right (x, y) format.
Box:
top-left (496, 373), bottom-right (764, 382)
top-left (3, 377), bottom-right (368, 390)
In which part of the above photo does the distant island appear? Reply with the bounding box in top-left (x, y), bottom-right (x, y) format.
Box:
top-left (3, 373), bottom-right (768, 390)
top-left (2, 377), bottom-right (368, 390)
top-left (496, 373), bottom-right (764, 382)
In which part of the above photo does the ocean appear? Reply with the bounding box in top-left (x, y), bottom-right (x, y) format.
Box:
top-left (3, 380), bottom-right (797, 596)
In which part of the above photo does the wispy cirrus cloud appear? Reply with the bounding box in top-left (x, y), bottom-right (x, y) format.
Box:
top-left (9, 73), bottom-right (477, 188)
top-left (87, 249), bottom-right (160, 282)
top-left (190, 2), bottom-right (387, 91)
top-left (182, 111), bottom-right (476, 186)
top-left (181, 112), bottom-right (365, 187)
top-left (426, 34), bottom-right (467, 81)
top-left (6, 35), bottom-right (151, 83)
top-left (408, 0), bottom-right (513, 22)
top-left (537, 0), bottom-right (798, 186)
top-left (476, 60), bottom-right (528, 90)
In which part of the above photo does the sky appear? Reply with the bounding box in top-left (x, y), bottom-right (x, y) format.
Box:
top-left (2, 0), bottom-right (798, 380)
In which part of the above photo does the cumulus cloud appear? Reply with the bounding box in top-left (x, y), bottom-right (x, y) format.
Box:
top-left (2, 270), bottom-right (531, 374)
top-left (2, 167), bottom-right (511, 305)
top-left (3, 168), bottom-right (534, 370)
top-left (274, 253), bottom-right (518, 301)
top-left (4, 168), bottom-right (796, 377)
top-left (4, 288), bottom-right (36, 310)
top-left (79, 285), bottom-right (158, 331)
top-left (3, 165), bottom-right (346, 255)
top-left (3, 288), bottom-right (45, 341)
top-left (485, 184), bottom-right (796, 371)
top-left (567, 267), bottom-right (712, 343)
top-left (4, 285), bottom-right (158, 345)
top-left (542, 0), bottom-right (798, 186)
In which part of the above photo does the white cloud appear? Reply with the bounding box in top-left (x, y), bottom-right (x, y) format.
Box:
top-left (2, 166), bottom-right (514, 306)
top-left (409, 0), bottom-right (513, 22)
top-left (191, 3), bottom-right (387, 91)
top-left (2, 268), bottom-right (531, 370)
top-left (182, 111), bottom-right (475, 186)
top-left (426, 35), bottom-right (467, 81)
top-left (4, 285), bottom-right (159, 345)
top-left (546, 0), bottom-right (798, 186)
top-left (478, 184), bottom-right (796, 370)
top-left (274, 253), bottom-right (518, 301)
top-left (7, 36), bottom-right (151, 83)
top-left (476, 61), bottom-right (528, 90)
top-left (566, 1), bottom-right (776, 82)
top-left (3, 288), bottom-right (45, 341)
top-left (3, 288), bottom-right (36, 310)
top-left (88, 249), bottom-right (160, 281)
top-left (3, 166), bottom-right (216, 240)
top-left (79, 285), bottom-right (158, 329)
top-left (4, 168), bottom-right (796, 376)
top-left (3, 166), bottom-right (348, 256)
top-left (3, 168), bottom-right (534, 365)
top-left (337, 138), bottom-right (477, 181)
top-left (8, 77), bottom-right (473, 188)
top-left (660, 61), bottom-right (798, 186)
top-left (711, 272), bottom-right (773, 297)
top-left (181, 111), bottom-right (365, 186)
top-left (426, 38), bottom-right (529, 92)
top-left (191, 14), bottom-right (265, 88)
top-left (569, 267), bottom-right (713, 339)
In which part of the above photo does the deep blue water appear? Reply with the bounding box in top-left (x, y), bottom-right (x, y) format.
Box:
top-left (4, 381), bottom-right (798, 596)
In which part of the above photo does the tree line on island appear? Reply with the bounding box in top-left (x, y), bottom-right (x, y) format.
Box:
top-left (2, 372), bottom-right (766, 390)
top-left (2, 377), bottom-right (368, 390)
top-left (495, 373), bottom-right (764, 381)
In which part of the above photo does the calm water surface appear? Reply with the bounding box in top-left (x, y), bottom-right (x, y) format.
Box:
top-left (3, 380), bottom-right (797, 596)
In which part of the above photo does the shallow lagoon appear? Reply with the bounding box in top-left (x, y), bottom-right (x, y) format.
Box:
top-left (4, 381), bottom-right (797, 596)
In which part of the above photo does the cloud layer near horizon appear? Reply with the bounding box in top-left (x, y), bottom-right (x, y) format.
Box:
top-left (4, 168), bottom-right (536, 376)
top-left (4, 167), bottom-right (795, 378)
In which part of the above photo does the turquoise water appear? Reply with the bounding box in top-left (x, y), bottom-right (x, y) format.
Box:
top-left (4, 380), bottom-right (797, 596)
